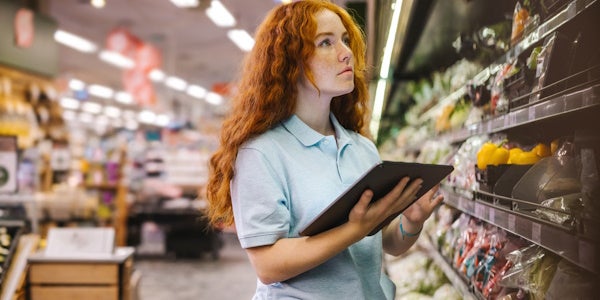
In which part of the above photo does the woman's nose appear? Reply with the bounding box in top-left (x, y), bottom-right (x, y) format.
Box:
top-left (338, 43), bottom-right (352, 63)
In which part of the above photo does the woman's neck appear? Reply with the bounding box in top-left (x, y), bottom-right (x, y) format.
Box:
top-left (295, 93), bottom-right (334, 136)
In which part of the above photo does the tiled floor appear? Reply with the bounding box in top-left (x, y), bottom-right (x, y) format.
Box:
top-left (134, 232), bottom-right (257, 300)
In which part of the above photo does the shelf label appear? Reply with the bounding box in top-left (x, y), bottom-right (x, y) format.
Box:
top-left (508, 214), bottom-right (516, 232)
top-left (475, 203), bottom-right (486, 218)
top-left (529, 107), bottom-right (535, 120)
top-left (531, 223), bottom-right (542, 243)
top-left (489, 209), bottom-right (495, 223)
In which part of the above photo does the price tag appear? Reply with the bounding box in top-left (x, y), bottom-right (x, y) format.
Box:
top-left (489, 209), bottom-right (495, 223)
top-left (531, 223), bottom-right (541, 244)
top-left (475, 203), bottom-right (486, 218)
top-left (508, 214), bottom-right (516, 232)
top-left (487, 121), bottom-right (492, 132)
top-left (529, 107), bottom-right (535, 120)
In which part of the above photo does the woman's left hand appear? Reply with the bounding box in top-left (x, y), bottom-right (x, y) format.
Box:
top-left (401, 184), bottom-right (444, 225)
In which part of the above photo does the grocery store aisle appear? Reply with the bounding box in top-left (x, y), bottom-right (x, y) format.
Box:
top-left (134, 232), bottom-right (257, 300)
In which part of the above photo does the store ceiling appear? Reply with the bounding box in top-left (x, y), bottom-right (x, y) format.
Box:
top-left (38, 0), bottom-right (282, 130)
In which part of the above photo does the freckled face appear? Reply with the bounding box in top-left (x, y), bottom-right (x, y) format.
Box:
top-left (299, 9), bottom-right (354, 98)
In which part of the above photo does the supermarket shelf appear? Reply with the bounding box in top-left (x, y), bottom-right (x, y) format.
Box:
top-left (441, 187), bottom-right (598, 275)
top-left (440, 83), bottom-right (600, 144)
top-left (419, 236), bottom-right (478, 300)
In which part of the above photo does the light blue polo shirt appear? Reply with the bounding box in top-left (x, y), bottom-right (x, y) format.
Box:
top-left (231, 114), bottom-right (395, 300)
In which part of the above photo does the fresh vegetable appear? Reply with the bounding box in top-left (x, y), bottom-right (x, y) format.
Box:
top-left (477, 141), bottom-right (509, 169)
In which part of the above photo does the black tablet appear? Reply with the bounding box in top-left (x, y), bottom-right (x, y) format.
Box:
top-left (298, 161), bottom-right (454, 236)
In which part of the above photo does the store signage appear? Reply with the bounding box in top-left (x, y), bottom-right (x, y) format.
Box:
top-left (0, 136), bottom-right (17, 193)
top-left (45, 227), bottom-right (115, 257)
top-left (0, 1), bottom-right (59, 77)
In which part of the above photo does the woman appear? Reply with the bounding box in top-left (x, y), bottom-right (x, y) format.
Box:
top-left (206, 1), bottom-right (443, 299)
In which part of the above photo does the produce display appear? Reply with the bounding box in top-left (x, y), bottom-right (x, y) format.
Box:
top-left (0, 224), bottom-right (21, 285)
top-left (427, 209), bottom-right (595, 300)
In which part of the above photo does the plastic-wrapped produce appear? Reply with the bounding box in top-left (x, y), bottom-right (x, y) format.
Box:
top-left (545, 260), bottom-right (594, 299)
top-left (432, 283), bottom-right (462, 300)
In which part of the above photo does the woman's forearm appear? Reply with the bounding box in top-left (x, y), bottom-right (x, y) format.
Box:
top-left (246, 221), bottom-right (368, 284)
top-left (381, 216), bottom-right (422, 256)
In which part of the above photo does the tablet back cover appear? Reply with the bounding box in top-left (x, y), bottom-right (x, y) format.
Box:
top-left (299, 161), bottom-right (454, 236)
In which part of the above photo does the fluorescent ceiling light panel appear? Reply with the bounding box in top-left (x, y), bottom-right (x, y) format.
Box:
top-left (149, 69), bottom-right (166, 82)
top-left (82, 101), bottom-right (103, 114)
top-left (379, 0), bottom-right (403, 79)
top-left (104, 106), bottom-right (122, 118)
top-left (115, 91), bottom-right (133, 104)
top-left (205, 92), bottom-right (223, 105)
top-left (99, 50), bottom-right (135, 69)
top-left (60, 97), bottom-right (80, 110)
top-left (91, 0), bottom-right (106, 8)
top-left (165, 76), bottom-right (187, 91)
top-left (68, 79), bottom-right (86, 90)
top-left (54, 30), bottom-right (98, 53)
top-left (227, 29), bottom-right (255, 52)
top-left (187, 84), bottom-right (207, 99)
top-left (206, 0), bottom-right (236, 27)
top-left (170, 0), bottom-right (199, 8)
top-left (88, 84), bottom-right (114, 99)
top-left (155, 114), bottom-right (170, 127)
top-left (138, 110), bottom-right (157, 124)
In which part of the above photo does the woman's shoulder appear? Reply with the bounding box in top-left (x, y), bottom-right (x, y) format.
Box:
top-left (240, 125), bottom-right (288, 152)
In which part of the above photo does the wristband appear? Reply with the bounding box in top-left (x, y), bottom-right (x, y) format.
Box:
top-left (399, 214), bottom-right (422, 240)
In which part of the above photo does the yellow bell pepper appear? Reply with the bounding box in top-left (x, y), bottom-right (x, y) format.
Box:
top-left (477, 142), bottom-right (498, 170)
top-left (513, 151), bottom-right (541, 165)
top-left (488, 147), bottom-right (509, 166)
top-left (533, 143), bottom-right (551, 157)
top-left (507, 148), bottom-right (524, 164)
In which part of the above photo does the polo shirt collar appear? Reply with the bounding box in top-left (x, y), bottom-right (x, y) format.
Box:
top-left (282, 113), bottom-right (353, 148)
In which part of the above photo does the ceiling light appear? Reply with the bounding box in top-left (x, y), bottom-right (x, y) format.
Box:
top-left (91, 0), bottom-right (106, 8)
top-left (206, 0), bottom-right (236, 28)
top-left (115, 91), bottom-right (133, 104)
top-left (165, 76), bottom-right (187, 91)
top-left (104, 105), bottom-right (122, 118)
top-left (149, 69), bottom-right (166, 82)
top-left (68, 78), bottom-right (86, 90)
top-left (205, 92), bottom-right (223, 105)
top-left (227, 29), bottom-right (254, 52)
top-left (379, 0), bottom-right (403, 79)
top-left (82, 101), bottom-right (103, 114)
top-left (187, 85), bottom-right (207, 99)
top-left (170, 0), bottom-right (199, 8)
top-left (88, 84), bottom-right (114, 99)
top-left (155, 114), bottom-right (170, 127)
top-left (138, 110), bottom-right (157, 124)
top-left (54, 30), bottom-right (98, 53)
top-left (60, 97), bottom-right (80, 110)
top-left (99, 50), bottom-right (135, 69)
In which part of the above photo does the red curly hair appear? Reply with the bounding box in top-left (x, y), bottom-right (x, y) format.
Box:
top-left (206, 0), bottom-right (371, 227)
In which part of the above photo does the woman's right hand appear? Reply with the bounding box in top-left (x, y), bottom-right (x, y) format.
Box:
top-left (347, 177), bottom-right (423, 235)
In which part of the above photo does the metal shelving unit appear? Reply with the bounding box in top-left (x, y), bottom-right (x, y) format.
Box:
top-left (441, 187), bottom-right (598, 275)
top-left (419, 236), bottom-right (478, 300)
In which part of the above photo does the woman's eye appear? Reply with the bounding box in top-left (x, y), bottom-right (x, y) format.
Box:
top-left (318, 39), bottom-right (332, 47)
top-left (343, 37), bottom-right (351, 46)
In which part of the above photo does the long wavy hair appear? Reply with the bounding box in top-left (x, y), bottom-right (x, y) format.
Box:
top-left (205, 0), bottom-right (371, 227)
